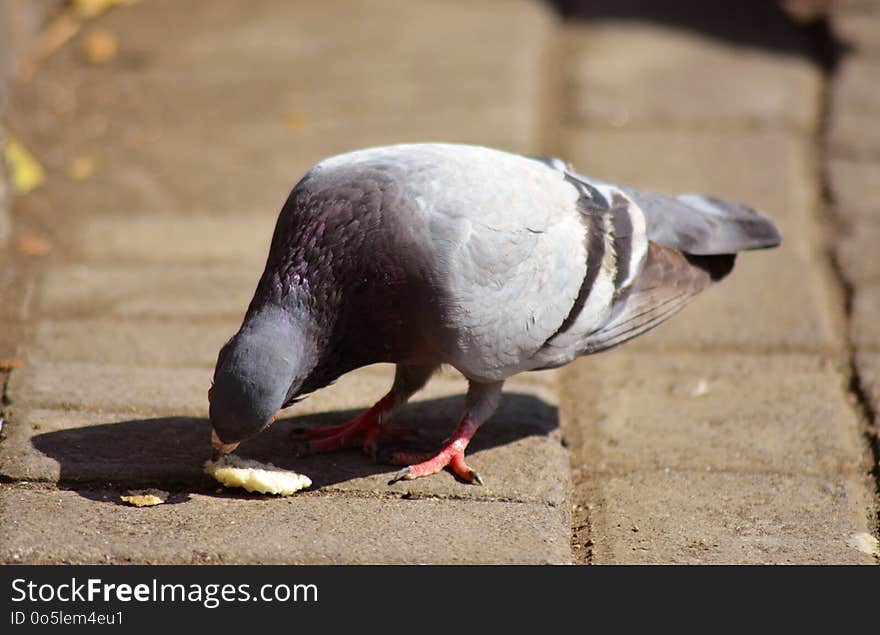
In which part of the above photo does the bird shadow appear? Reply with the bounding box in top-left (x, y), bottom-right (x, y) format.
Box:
top-left (549, 0), bottom-right (845, 71)
top-left (30, 392), bottom-right (558, 504)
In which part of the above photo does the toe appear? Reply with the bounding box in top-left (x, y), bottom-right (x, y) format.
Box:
top-left (388, 466), bottom-right (413, 485)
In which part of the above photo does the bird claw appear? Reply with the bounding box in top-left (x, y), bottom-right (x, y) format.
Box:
top-left (388, 447), bottom-right (483, 485)
top-left (388, 466), bottom-right (412, 485)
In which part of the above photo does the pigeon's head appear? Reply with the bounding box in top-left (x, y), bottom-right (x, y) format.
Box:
top-left (209, 309), bottom-right (304, 451)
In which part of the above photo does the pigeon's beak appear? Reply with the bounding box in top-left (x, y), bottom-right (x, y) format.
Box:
top-left (210, 429), bottom-right (240, 455)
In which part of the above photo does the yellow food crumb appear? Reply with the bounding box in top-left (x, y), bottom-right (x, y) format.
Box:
top-left (120, 488), bottom-right (168, 507)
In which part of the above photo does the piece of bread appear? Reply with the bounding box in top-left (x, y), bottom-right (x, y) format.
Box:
top-left (204, 454), bottom-right (311, 495)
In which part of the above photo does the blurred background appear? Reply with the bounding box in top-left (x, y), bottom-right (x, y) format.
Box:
top-left (1, 0), bottom-right (878, 565)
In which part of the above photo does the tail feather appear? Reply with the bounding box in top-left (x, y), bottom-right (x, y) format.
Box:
top-left (613, 185), bottom-right (781, 255)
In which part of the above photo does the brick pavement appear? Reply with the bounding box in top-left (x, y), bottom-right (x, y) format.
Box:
top-left (0, 0), bottom-right (877, 564)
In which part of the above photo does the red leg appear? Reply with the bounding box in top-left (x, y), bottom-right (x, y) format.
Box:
top-left (388, 413), bottom-right (483, 485)
top-left (293, 393), bottom-right (413, 458)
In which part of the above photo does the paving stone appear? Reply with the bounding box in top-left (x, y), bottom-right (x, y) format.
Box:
top-left (836, 219), bottom-right (880, 285)
top-left (586, 470), bottom-right (876, 564)
top-left (7, 362), bottom-right (212, 416)
top-left (561, 127), bottom-right (843, 354)
top-left (37, 265), bottom-right (260, 320)
top-left (829, 58), bottom-right (880, 160)
top-left (0, 486), bottom-right (570, 564)
top-left (565, 352), bottom-right (866, 477)
top-left (828, 159), bottom-right (880, 222)
top-left (851, 283), bottom-right (880, 352)
top-left (562, 20), bottom-right (821, 130)
top-left (67, 214), bottom-right (278, 266)
top-left (28, 319), bottom-right (237, 368)
top-left (1, 367), bottom-right (566, 505)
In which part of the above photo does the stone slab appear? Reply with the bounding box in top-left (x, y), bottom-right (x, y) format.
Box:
top-left (829, 159), bottom-right (880, 222)
top-left (836, 219), bottom-right (880, 285)
top-left (28, 319), bottom-right (237, 368)
top-left (829, 58), bottom-right (880, 160)
top-left (37, 265), bottom-right (260, 320)
top-left (565, 352), bottom-right (867, 477)
top-left (68, 214), bottom-right (279, 266)
top-left (7, 362), bottom-right (212, 416)
top-left (562, 20), bottom-right (821, 130)
top-left (585, 470), bottom-right (876, 564)
top-left (0, 485), bottom-right (570, 564)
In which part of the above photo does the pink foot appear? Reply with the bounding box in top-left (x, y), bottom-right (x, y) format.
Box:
top-left (293, 393), bottom-right (412, 458)
top-left (388, 415), bottom-right (482, 485)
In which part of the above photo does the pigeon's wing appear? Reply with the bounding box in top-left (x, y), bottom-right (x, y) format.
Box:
top-left (576, 244), bottom-right (733, 355)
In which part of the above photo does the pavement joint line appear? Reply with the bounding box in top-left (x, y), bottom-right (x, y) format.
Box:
top-left (819, 12), bottom-right (880, 543)
top-left (314, 486), bottom-right (560, 507)
top-left (0, 479), bottom-right (558, 508)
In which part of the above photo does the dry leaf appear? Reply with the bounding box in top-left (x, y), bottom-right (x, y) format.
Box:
top-left (3, 138), bottom-right (45, 193)
top-left (120, 488), bottom-right (168, 507)
top-left (80, 28), bottom-right (118, 64)
top-left (67, 155), bottom-right (96, 180)
top-left (283, 110), bottom-right (309, 132)
top-left (16, 13), bottom-right (82, 81)
top-left (16, 235), bottom-right (52, 256)
top-left (0, 359), bottom-right (25, 370)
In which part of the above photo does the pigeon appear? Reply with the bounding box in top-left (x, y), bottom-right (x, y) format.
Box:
top-left (208, 143), bottom-right (781, 484)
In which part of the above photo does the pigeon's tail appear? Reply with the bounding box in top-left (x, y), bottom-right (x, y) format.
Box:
top-left (613, 185), bottom-right (782, 256)
top-left (675, 194), bottom-right (782, 253)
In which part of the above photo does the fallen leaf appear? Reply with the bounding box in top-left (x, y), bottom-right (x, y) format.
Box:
top-left (66, 155), bottom-right (96, 180)
top-left (120, 488), bottom-right (169, 507)
top-left (80, 28), bottom-right (118, 64)
top-left (16, 235), bottom-right (52, 256)
top-left (283, 110), bottom-right (309, 132)
top-left (0, 359), bottom-right (25, 370)
top-left (3, 138), bottom-right (45, 193)
top-left (71, 0), bottom-right (141, 20)
top-left (16, 13), bottom-right (82, 81)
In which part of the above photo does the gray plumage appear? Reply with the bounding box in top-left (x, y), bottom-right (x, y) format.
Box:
top-left (209, 143), bottom-right (781, 475)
